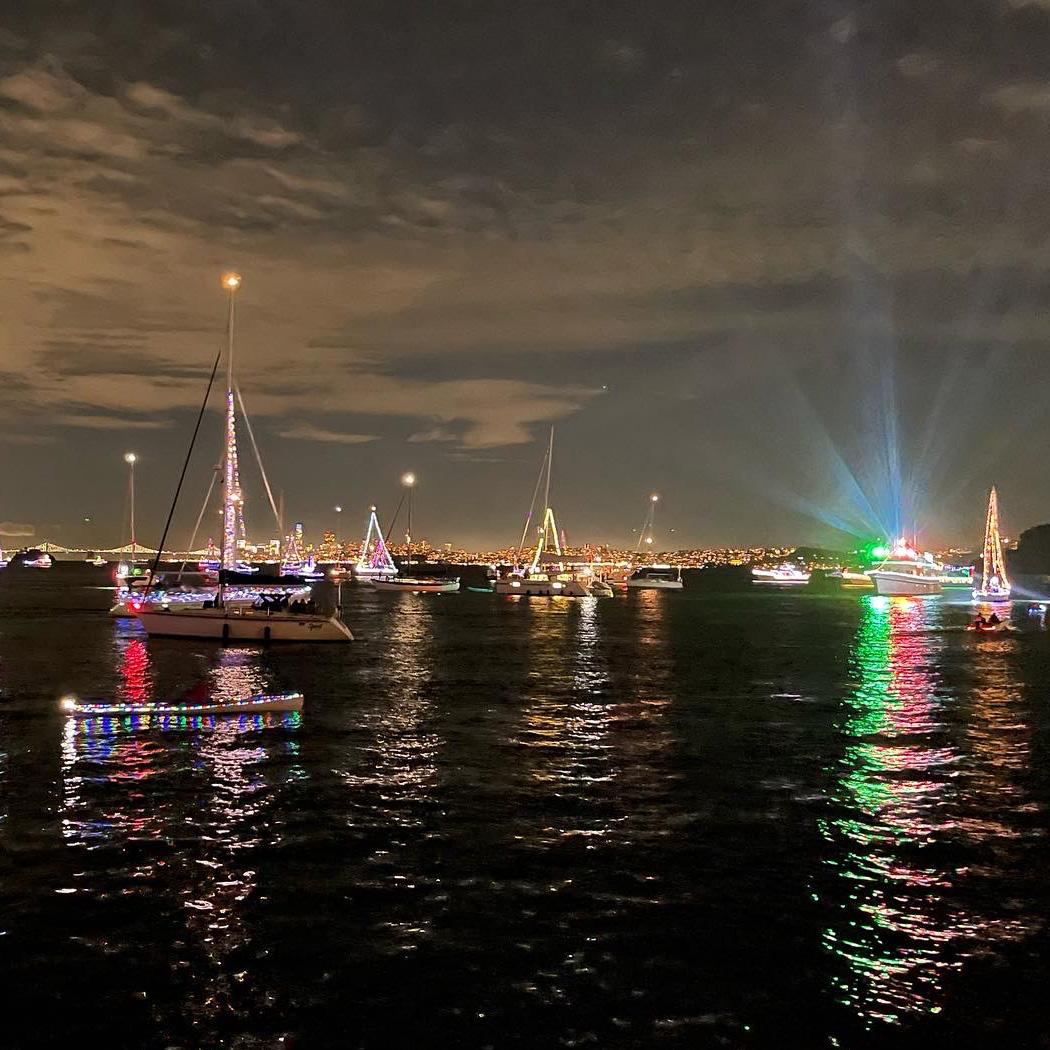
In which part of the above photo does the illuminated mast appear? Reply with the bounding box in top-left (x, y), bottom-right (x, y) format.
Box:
top-left (529, 427), bottom-right (562, 573)
top-left (974, 485), bottom-right (1010, 600)
top-left (220, 272), bottom-right (245, 570)
top-left (402, 472), bottom-right (416, 566)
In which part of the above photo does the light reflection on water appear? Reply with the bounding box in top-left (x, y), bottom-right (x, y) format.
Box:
top-left (518, 592), bottom-right (673, 846)
top-left (821, 595), bottom-right (1037, 1030)
top-left (58, 637), bottom-right (302, 1034)
top-left (339, 593), bottom-right (438, 805)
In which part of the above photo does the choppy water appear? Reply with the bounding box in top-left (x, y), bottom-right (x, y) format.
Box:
top-left (2, 572), bottom-right (1049, 1049)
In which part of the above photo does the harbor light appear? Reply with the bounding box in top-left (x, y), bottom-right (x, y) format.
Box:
top-left (651, 493), bottom-right (659, 502)
top-left (60, 695), bottom-right (77, 713)
top-left (124, 452), bottom-right (137, 464)
top-left (402, 472), bottom-right (416, 487)
top-left (222, 272), bottom-right (241, 290)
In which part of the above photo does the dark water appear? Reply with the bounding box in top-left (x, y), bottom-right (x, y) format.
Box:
top-left (2, 572), bottom-right (1050, 1049)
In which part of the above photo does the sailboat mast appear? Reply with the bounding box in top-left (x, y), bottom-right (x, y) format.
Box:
top-left (124, 451), bottom-right (138, 562)
top-left (982, 488), bottom-right (993, 586)
top-left (543, 426), bottom-right (554, 514)
top-left (402, 472), bottom-right (416, 568)
top-left (221, 273), bottom-right (242, 572)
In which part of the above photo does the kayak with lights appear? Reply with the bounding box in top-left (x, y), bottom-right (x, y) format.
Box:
top-left (60, 691), bottom-right (304, 716)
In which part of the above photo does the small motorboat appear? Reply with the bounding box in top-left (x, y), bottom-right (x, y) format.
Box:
top-left (966, 620), bottom-right (1017, 634)
top-left (60, 691), bottom-right (304, 716)
top-left (589, 579), bottom-right (615, 597)
top-left (371, 576), bottom-right (460, 593)
top-left (626, 566), bottom-right (683, 590)
top-left (18, 549), bottom-right (53, 569)
top-left (752, 564), bottom-right (809, 585)
top-left (972, 586), bottom-right (1011, 603)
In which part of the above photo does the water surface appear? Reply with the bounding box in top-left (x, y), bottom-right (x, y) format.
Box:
top-left (2, 573), bottom-right (1049, 1048)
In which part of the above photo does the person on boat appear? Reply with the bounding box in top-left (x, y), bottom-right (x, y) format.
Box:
top-left (973, 614), bottom-right (987, 630)
top-left (987, 612), bottom-right (1001, 626)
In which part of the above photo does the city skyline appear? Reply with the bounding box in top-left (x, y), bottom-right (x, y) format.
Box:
top-left (4, 3), bottom-right (1050, 547)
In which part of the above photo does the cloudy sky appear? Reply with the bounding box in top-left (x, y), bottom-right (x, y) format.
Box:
top-left (3, 1), bottom-right (1050, 550)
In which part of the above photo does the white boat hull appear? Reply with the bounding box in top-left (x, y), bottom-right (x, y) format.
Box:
top-left (869, 572), bottom-right (942, 596)
top-left (138, 607), bottom-right (353, 641)
top-left (626, 578), bottom-right (683, 590)
top-left (371, 577), bottom-right (460, 592)
top-left (973, 589), bottom-right (1012, 603)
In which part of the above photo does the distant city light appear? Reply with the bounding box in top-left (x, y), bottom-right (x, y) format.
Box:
top-left (222, 272), bottom-right (241, 290)
top-left (402, 472), bottom-right (416, 487)
top-left (334, 505), bottom-right (342, 513)
top-left (124, 452), bottom-right (137, 464)
top-left (650, 493), bottom-right (659, 503)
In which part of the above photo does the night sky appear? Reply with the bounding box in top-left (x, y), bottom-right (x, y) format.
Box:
top-left (3, 1), bottom-right (1050, 551)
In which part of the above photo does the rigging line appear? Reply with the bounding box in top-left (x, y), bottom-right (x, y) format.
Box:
top-left (145, 347), bottom-right (223, 595)
top-left (516, 442), bottom-right (550, 565)
top-left (234, 382), bottom-right (282, 532)
top-left (385, 490), bottom-right (408, 548)
top-left (635, 501), bottom-right (653, 554)
top-left (176, 465), bottom-right (220, 582)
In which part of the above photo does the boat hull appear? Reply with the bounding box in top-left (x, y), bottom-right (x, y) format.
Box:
top-left (138, 607), bottom-right (353, 641)
top-left (495, 578), bottom-right (592, 596)
top-left (371, 577), bottom-right (460, 593)
top-left (626, 578), bottom-right (683, 590)
top-left (972, 589), bottom-right (1012, 603)
top-left (869, 572), bottom-right (942, 596)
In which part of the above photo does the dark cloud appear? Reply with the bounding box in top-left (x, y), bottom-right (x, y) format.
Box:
top-left (1, 2), bottom-right (1050, 546)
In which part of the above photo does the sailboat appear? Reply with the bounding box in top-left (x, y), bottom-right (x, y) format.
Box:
top-left (370, 473), bottom-right (460, 593)
top-left (973, 486), bottom-right (1011, 602)
top-left (494, 428), bottom-right (611, 597)
top-left (137, 273), bottom-right (353, 643)
top-left (353, 505), bottom-right (397, 580)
